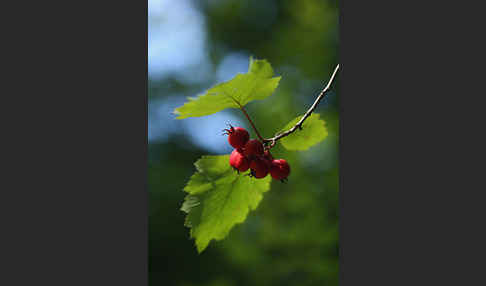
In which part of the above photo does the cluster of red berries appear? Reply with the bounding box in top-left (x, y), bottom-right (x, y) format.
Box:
top-left (223, 125), bottom-right (290, 182)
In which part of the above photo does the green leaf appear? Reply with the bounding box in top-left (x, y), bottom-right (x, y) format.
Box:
top-left (174, 57), bottom-right (281, 119)
top-left (181, 155), bottom-right (272, 253)
top-left (279, 113), bottom-right (328, 150)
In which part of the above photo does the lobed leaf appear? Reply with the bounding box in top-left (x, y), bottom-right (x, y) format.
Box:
top-left (174, 58), bottom-right (281, 119)
top-left (181, 155), bottom-right (272, 253)
top-left (279, 113), bottom-right (328, 151)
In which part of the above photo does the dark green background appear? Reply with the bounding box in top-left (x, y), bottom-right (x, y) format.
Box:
top-left (149, 0), bottom-right (339, 285)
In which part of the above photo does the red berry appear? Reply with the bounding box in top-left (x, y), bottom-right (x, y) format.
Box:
top-left (249, 157), bottom-right (269, 179)
top-left (270, 159), bottom-right (291, 181)
top-left (229, 149), bottom-right (250, 172)
top-left (263, 150), bottom-right (273, 160)
top-left (224, 126), bottom-right (249, 149)
top-left (243, 139), bottom-right (264, 158)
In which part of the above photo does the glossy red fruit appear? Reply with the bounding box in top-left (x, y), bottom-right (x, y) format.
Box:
top-left (243, 139), bottom-right (264, 158)
top-left (270, 159), bottom-right (291, 181)
top-left (224, 126), bottom-right (249, 149)
top-left (229, 149), bottom-right (250, 172)
top-left (249, 158), bottom-right (269, 179)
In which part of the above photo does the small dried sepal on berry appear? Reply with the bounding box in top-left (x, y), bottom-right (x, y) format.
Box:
top-left (223, 125), bottom-right (250, 149)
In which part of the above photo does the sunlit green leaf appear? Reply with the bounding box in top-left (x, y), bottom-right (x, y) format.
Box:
top-left (279, 113), bottom-right (328, 150)
top-left (174, 58), bottom-right (281, 119)
top-left (181, 155), bottom-right (272, 253)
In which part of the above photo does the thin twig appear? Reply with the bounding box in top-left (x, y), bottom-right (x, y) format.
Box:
top-left (264, 64), bottom-right (340, 148)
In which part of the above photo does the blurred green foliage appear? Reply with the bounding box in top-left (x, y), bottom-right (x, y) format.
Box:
top-left (149, 0), bottom-right (339, 285)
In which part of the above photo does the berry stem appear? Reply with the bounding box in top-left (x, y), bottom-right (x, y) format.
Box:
top-left (238, 104), bottom-right (265, 142)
